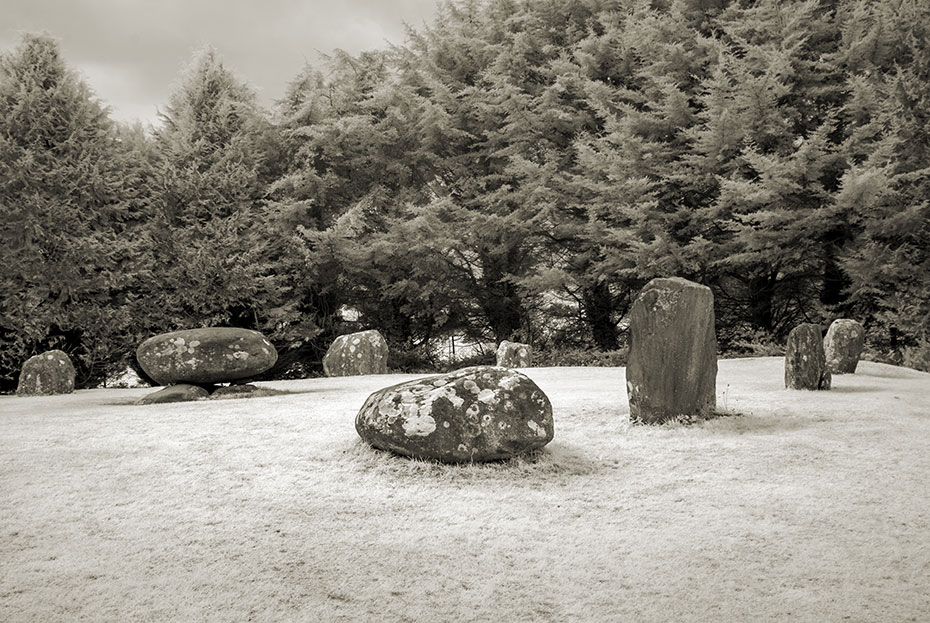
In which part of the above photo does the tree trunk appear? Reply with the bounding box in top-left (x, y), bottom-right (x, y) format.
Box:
top-left (582, 280), bottom-right (619, 350)
top-left (482, 278), bottom-right (523, 343)
top-left (747, 272), bottom-right (776, 332)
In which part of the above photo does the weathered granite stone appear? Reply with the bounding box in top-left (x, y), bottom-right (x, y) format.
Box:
top-left (356, 366), bottom-right (553, 463)
top-left (16, 350), bottom-right (75, 396)
top-left (824, 319), bottom-right (865, 374)
top-left (496, 340), bottom-right (532, 367)
top-left (626, 277), bottom-right (717, 424)
top-left (136, 328), bottom-right (277, 385)
top-left (323, 330), bottom-right (389, 377)
top-left (785, 323), bottom-right (831, 390)
top-left (137, 384), bottom-right (210, 405)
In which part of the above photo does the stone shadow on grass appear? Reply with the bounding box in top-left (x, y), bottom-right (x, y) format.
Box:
top-left (690, 411), bottom-right (813, 435)
top-left (117, 387), bottom-right (313, 407)
top-left (347, 439), bottom-right (602, 482)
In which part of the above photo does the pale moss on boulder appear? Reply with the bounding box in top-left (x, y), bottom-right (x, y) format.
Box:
top-left (496, 340), bottom-right (532, 367)
top-left (136, 328), bottom-right (277, 386)
top-left (785, 323), bottom-right (831, 390)
top-left (16, 350), bottom-right (76, 396)
top-left (356, 365), bottom-right (553, 462)
top-left (824, 319), bottom-right (865, 374)
top-left (322, 330), bottom-right (389, 377)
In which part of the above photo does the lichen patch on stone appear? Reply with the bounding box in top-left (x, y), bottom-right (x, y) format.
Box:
top-left (477, 388), bottom-right (497, 404)
top-left (402, 413), bottom-right (437, 437)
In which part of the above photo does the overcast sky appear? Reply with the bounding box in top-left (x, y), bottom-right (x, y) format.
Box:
top-left (1, 0), bottom-right (440, 126)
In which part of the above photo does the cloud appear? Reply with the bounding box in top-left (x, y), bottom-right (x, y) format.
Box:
top-left (0, 0), bottom-right (440, 125)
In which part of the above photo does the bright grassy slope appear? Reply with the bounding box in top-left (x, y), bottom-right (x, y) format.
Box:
top-left (1, 358), bottom-right (929, 622)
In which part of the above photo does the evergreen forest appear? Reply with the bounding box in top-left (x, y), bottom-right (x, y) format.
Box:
top-left (2, 0), bottom-right (929, 391)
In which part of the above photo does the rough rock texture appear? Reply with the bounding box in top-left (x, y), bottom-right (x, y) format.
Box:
top-left (356, 366), bottom-right (553, 463)
top-left (16, 350), bottom-right (76, 396)
top-left (136, 328), bottom-right (277, 385)
top-left (323, 330), bottom-right (389, 377)
top-left (626, 277), bottom-right (717, 424)
top-left (137, 384), bottom-right (210, 405)
top-left (824, 319), bottom-right (865, 374)
top-left (785, 323), bottom-right (832, 390)
top-left (211, 383), bottom-right (259, 398)
top-left (496, 340), bottom-right (533, 368)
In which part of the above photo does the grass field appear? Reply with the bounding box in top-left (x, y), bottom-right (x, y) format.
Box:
top-left (2, 357), bottom-right (929, 622)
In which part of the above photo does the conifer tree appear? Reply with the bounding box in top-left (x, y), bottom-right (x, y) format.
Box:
top-left (0, 33), bottom-right (145, 389)
top-left (839, 0), bottom-right (930, 349)
top-left (147, 49), bottom-right (296, 354)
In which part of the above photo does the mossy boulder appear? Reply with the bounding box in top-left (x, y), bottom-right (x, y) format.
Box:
top-left (824, 319), bottom-right (865, 374)
top-left (16, 350), bottom-right (75, 396)
top-left (322, 330), bottom-right (389, 377)
top-left (136, 328), bottom-right (277, 385)
top-left (626, 277), bottom-right (717, 424)
top-left (496, 340), bottom-right (532, 367)
top-left (356, 366), bottom-right (553, 463)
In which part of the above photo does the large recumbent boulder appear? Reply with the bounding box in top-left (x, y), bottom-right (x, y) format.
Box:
top-left (356, 366), bottom-right (553, 463)
top-left (16, 350), bottom-right (76, 396)
top-left (496, 340), bottom-right (532, 367)
top-left (323, 330), bottom-right (389, 377)
top-left (626, 277), bottom-right (717, 424)
top-left (136, 328), bottom-right (277, 385)
top-left (823, 319), bottom-right (865, 374)
top-left (785, 323), bottom-right (831, 390)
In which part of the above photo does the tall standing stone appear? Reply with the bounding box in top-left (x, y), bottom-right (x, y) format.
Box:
top-left (16, 350), bottom-right (76, 396)
top-left (496, 340), bottom-right (532, 367)
top-left (823, 319), bottom-right (865, 374)
top-left (322, 330), bottom-right (389, 377)
top-left (626, 277), bottom-right (717, 424)
top-left (785, 323), bottom-right (831, 390)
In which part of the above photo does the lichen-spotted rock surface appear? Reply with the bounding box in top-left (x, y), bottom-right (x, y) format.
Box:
top-left (323, 330), bottom-right (389, 377)
top-left (136, 328), bottom-right (277, 385)
top-left (496, 340), bottom-right (532, 367)
top-left (16, 350), bottom-right (75, 396)
top-left (824, 319), bottom-right (865, 374)
top-left (785, 323), bottom-right (831, 390)
top-left (626, 277), bottom-right (717, 424)
top-left (356, 366), bottom-right (554, 463)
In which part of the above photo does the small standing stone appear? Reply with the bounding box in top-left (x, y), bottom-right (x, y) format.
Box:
top-left (137, 384), bottom-right (210, 405)
top-left (823, 319), bottom-right (865, 374)
top-left (496, 340), bottom-right (532, 367)
top-left (626, 277), bottom-right (717, 424)
top-left (322, 330), bottom-right (389, 377)
top-left (16, 350), bottom-right (76, 396)
top-left (785, 323), bottom-right (831, 390)
top-left (356, 365), bottom-right (553, 462)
